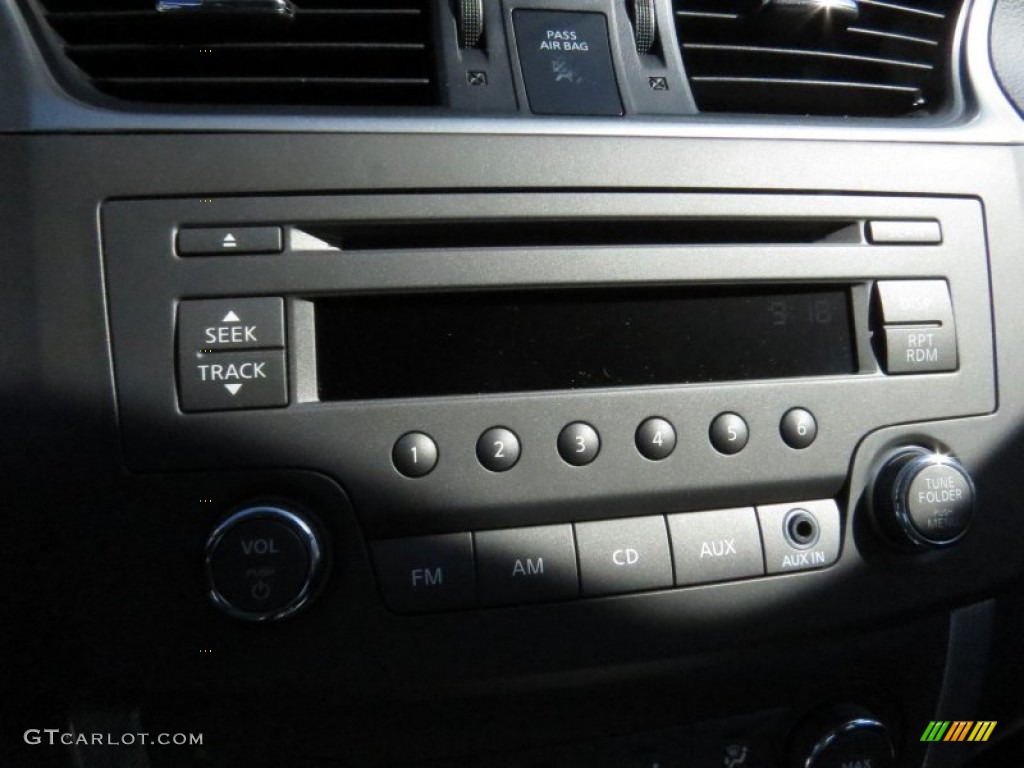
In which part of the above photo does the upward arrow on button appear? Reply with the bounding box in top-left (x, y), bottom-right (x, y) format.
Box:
top-left (222, 310), bottom-right (240, 323)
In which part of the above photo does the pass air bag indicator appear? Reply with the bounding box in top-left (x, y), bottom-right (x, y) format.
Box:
top-left (513, 10), bottom-right (623, 116)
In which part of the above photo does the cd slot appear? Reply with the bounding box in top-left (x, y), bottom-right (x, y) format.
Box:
top-left (297, 217), bottom-right (862, 252)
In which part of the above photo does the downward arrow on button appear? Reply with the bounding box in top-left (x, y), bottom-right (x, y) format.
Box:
top-left (224, 383), bottom-right (243, 396)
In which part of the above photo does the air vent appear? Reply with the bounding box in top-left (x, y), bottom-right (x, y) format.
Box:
top-left (673, 0), bottom-right (963, 117)
top-left (31, 0), bottom-right (437, 107)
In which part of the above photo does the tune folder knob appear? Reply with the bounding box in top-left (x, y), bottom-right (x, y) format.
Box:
top-left (869, 447), bottom-right (975, 548)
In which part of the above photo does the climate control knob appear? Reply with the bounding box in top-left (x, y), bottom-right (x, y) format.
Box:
top-left (205, 503), bottom-right (326, 621)
top-left (788, 705), bottom-right (895, 768)
top-left (870, 447), bottom-right (975, 548)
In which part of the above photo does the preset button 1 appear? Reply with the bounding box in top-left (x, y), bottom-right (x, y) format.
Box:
top-left (393, 432), bottom-right (439, 478)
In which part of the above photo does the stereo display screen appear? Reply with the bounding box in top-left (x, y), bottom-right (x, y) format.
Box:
top-left (315, 286), bottom-right (856, 400)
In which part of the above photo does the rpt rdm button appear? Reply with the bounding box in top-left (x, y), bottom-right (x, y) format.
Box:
top-left (178, 349), bottom-right (287, 412)
top-left (883, 326), bottom-right (957, 374)
top-left (178, 297), bottom-right (285, 354)
top-left (575, 516), bottom-right (673, 596)
top-left (667, 508), bottom-right (765, 586)
top-left (371, 533), bottom-right (476, 613)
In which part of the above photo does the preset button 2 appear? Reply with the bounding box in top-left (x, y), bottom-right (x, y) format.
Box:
top-left (393, 432), bottom-right (439, 478)
top-left (476, 427), bottom-right (521, 472)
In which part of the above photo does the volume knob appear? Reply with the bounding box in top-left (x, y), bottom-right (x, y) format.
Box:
top-left (205, 503), bottom-right (326, 621)
top-left (870, 447), bottom-right (975, 548)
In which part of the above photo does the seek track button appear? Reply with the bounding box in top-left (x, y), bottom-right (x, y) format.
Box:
top-left (179, 349), bottom-right (288, 412)
top-left (178, 297), bottom-right (285, 354)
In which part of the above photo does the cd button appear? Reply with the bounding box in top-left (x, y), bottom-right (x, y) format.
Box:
top-left (575, 516), bottom-right (673, 596)
top-left (475, 525), bottom-right (578, 606)
top-left (558, 422), bottom-right (600, 466)
top-left (709, 412), bottom-right (749, 455)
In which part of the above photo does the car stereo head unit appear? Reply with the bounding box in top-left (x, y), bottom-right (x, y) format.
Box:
top-left (102, 192), bottom-right (993, 546)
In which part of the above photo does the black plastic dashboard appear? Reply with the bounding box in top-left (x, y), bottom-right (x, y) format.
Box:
top-left (4, 1), bottom-right (1024, 767)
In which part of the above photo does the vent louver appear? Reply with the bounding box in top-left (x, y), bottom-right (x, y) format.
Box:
top-left (31, 0), bottom-right (437, 107)
top-left (673, 0), bottom-right (963, 117)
